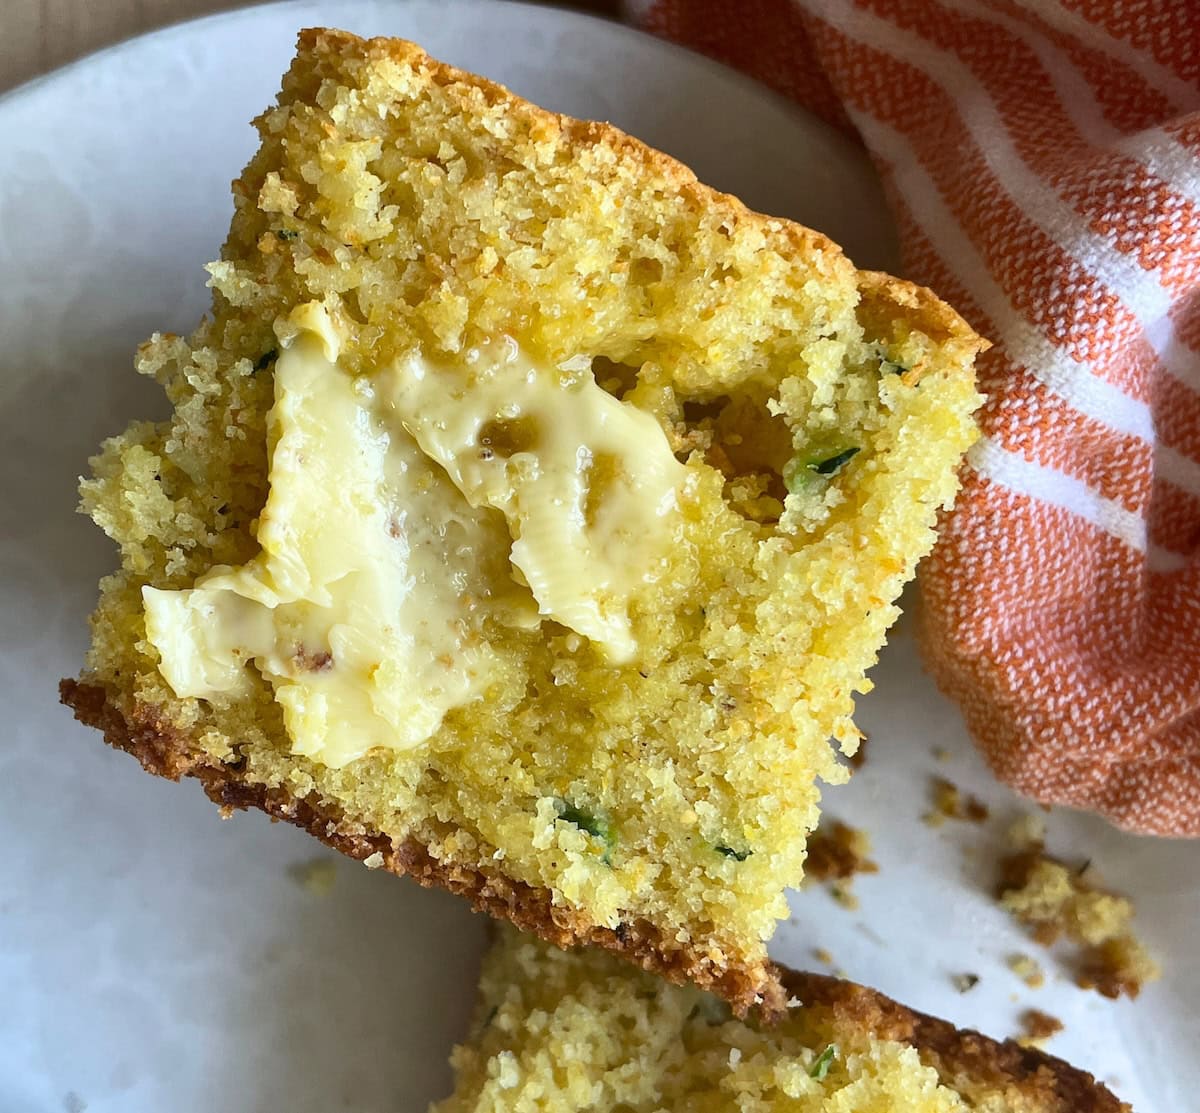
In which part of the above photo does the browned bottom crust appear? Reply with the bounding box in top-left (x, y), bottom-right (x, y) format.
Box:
top-left (60, 678), bottom-right (783, 1016)
top-left (60, 679), bottom-right (1129, 1108)
top-left (780, 967), bottom-right (1128, 1112)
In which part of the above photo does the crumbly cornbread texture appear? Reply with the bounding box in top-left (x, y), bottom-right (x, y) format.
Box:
top-left (999, 818), bottom-right (1160, 1000)
top-left (433, 930), bottom-right (1126, 1113)
top-left (62, 29), bottom-right (984, 1012)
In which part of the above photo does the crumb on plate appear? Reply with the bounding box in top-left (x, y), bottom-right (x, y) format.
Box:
top-left (1006, 952), bottom-right (1045, 989)
top-left (924, 775), bottom-right (989, 826)
top-left (997, 815), bottom-right (1160, 1000)
top-left (805, 818), bottom-right (878, 882)
top-left (1017, 1007), bottom-right (1063, 1048)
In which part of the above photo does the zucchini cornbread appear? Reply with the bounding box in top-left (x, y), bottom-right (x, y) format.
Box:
top-left (434, 930), bottom-right (1127, 1113)
top-left (61, 29), bottom-right (984, 1012)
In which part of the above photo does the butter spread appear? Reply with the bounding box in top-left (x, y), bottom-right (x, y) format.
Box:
top-left (383, 339), bottom-right (687, 664)
top-left (143, 304), bottom-right (686, 766)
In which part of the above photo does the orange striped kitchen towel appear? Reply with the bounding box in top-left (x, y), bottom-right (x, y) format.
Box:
top-left (631, 0), bottom-right (1200, 836)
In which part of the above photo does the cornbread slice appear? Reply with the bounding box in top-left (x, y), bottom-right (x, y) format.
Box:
top-left (435, 930), bottom-right (1127, 1113)
top-left (61, 29), bottom-right (984, 1013)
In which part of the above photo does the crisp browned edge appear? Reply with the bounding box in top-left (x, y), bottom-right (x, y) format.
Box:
top-left (57, 687), bottom-right (1128, 1113)
top-left (63, 683), bottom-right (1127, 1112)
top-left (59, 679), bottom-right (783, 1017)
top-left (857, 270), bottom-right (990, 359)
top-left (782, 968), bottom-right (1129, 1112)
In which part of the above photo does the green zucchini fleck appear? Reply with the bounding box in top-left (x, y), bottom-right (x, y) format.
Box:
top-left (809, 446), bottom-right (860, 475)
top-left (880, 351), bottom-right (921, 386)
top-left (252, 348), bottom-right (278, 373)
top-left (276, 228), bottom-right (299, 241)
top-left (555, 799), bottom-right (616, 864)
top-left (809, 1043), bottom-right (838, 1080)
top-left (875, 343), bottom-right (910, 376)
top-left (714, 843), bottom-right (752, 862)
top-left (783, 445), bottom-right (860, 493)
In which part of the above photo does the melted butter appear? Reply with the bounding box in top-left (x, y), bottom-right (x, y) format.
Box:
top-left (143, 304), bottom-right (686, 765)
top-left (384, 339), bottom-right (688, 663)
top-left (144, 305), bottom-right (513, 767)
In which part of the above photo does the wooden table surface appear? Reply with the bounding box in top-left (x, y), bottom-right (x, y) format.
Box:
top-left (2, 0), bottom-right (620, 93)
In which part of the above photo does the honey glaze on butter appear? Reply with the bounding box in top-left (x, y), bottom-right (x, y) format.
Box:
top-left (143, 304), bottom-right (689, 766)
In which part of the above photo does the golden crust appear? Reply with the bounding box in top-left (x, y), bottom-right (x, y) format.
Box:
top-left (291, 27), bottom-right (856, 291)
top-left (855, 271), bottom-right (982, 345)
top-left (298, 29), bottom-right (985, 365)
top-left (855, 271), bottom-right (989, 387)
top-left (59, 679), bottom-right (784, 1017)
top-left (780, 968), bottom-right (1127, 1112)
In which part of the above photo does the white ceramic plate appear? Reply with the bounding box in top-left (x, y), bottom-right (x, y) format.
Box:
top-left (1, 3), bottom-right (1193, 1110)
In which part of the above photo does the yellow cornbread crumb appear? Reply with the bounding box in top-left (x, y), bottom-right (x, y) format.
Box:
top-left (67, 29), bottom-right (984, 1005)
top-left (998, 817), bottom-right (1160, 1000)
top-left (924, 776), bottom-right (989, 825)
top-left (1006, 953), bottom-right (1045, 989)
